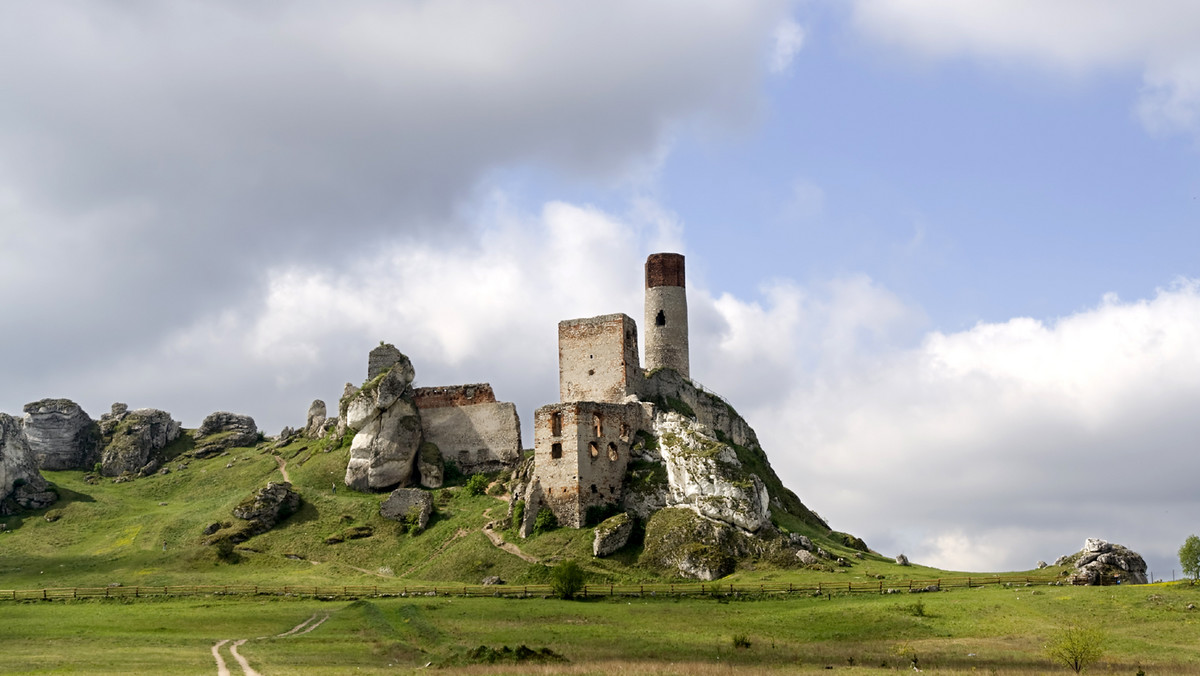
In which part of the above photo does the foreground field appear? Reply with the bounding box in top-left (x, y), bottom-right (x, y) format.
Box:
top-left (2, 582), bottom-right (1199, 675)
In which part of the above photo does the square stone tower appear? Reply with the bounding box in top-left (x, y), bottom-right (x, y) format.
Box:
top-left (558, 313), bottom-right (641, 404)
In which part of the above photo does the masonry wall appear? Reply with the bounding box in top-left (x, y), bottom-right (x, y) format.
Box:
top-left (644, 253), bottom-right (689, 378)
top-left (415, 386), bottom-right (522, 474)
top-left (558, 313), bottom-right (641, 404)
top-left (532, 400), bottom-right (644, 528)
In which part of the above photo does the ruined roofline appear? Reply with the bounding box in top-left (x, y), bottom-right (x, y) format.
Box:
top-left (558, 313), bottom-right (635, 329)
top-left (412, 384), bottom-right (497, 409)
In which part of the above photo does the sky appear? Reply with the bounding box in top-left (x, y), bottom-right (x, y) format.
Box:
top-left (2, 0), bottom-right (1199, 578)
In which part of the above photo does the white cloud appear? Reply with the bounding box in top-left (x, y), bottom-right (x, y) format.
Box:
top-left (849, 0), bottom-right (1200, 137)
top-left (770, 19), bottom-right (806, 73)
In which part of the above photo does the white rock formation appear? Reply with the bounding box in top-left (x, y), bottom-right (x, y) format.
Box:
top-left (0, 413), bottom-right (57, 514)
top-left (22, 398), bottom-right (100, 470)
top-left (344, 356), bottom-right (424, 492)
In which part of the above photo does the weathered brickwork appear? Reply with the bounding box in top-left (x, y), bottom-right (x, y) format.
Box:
top-left (412, 384), bottom-right (497, 409)
top-left (558, 313), bottom-right (642, 404)
top-left (532, 401), bottom-right (645, 528)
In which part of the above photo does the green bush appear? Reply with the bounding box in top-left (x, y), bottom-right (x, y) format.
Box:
top-left (1179, 534), bottom-right (1200, 583)
top-left (511, 500), bottom-right (525, 531)
top-left (465, 474), bottom-right (489, 496)
top-left (550, 559), bottom-right (584, 600)
top-left (533, 507), bottom-right (557, 534)
top-left (1044, 624), bottom-right (1106, 674)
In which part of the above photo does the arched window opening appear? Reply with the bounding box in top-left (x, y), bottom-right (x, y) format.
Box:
top-left (593, 413), bottom-right (603, 437)
top-left (607, 442), bottom-right (618, 462)
top-left (589, 441), bottom-right (600, 459)
top-left (655, 310), bottom-right (666, 326)
top-left (590, 484), bottom-right (597, 494)
top-left (619, 422), bottom-right (629, 442)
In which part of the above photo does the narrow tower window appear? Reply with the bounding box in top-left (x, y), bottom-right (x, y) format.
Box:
top-left (550, 411), bottom-right (562, 436)
top-left (593, 413), bottom-right (603, 437)
top-left (655, 309), bottom-right (666, 326)
top-left (607, 443), bottom-right (618, 462)
top-left (551, 443), bottom-right (562, 459)
top-left (589, 441), bottom-right (600, 459)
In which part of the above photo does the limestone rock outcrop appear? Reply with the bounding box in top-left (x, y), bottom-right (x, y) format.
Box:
top-left (379, 487), bottom-right (433, 531)
top-left (1054, 538), bottom-right (1148, 585)
top-left (593, 512), bottom-right (633, 557)
top-left (417, 442), bottom-right (444, 489)
top-left (232, 482), bottom-right (301, 538)
top-left (344, 352), bottom-right (424, 492)
top-left (639, 507), bottom-right (755, 581)
top-left (651, 412), bottom-right (770, 533)
top-left (193, 412), bottom-right (258, 458)
top-left (22, 398), bottom-right (101, 470)
top-left (0, 414), bottom-right (57, 514)
top-left (98, 405), bottom-right (182, 477)
top-left (304, 400), bottom-right (327, 438)
top-left (368, 343), bottom-right (405, 380)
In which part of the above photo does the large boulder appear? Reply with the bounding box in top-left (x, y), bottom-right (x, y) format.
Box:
top-left (22, 398), bottom-right (101, 470)
top-left (417, 442), bottom-right (444, 489)
top-left (98, 406), bottom-right (182, 477)
top-left (368, 343), bottom-right (406, 380)
top-left (1054, 538), bottom-right (1148, 585)
top-left (344, 353), bottom-right (424, 492)
top-left (593, 512), bottom-right (634, 557)
top-left (379, 487), bottom-right (433, 531)
top-left (0, 414), bottom-right (57, 514)
top-left (193, 412), bottom-right (258, 458)
top-left (304, 400), bottom-right (327, 438)
top-left (232, 482), bottom-right (301, 538)
top-left (639, 507), bottom-right (755, 581)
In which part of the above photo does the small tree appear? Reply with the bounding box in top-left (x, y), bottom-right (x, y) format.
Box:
top-left (1179, 534), bottom-right (1200, 583)
top-left (464, 474), bottom-right (489, 496)
top-left (551, 559), bottom-right (585, 600)
top-left (1045, 624), bottom-right (1106, 673)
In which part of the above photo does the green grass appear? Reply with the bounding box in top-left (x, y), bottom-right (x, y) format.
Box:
top-left (3, 583), bottom-right (1200, 674)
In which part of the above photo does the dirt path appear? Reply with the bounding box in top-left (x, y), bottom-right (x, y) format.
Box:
top-left (483, 526), bottom-right (539, 563)
top-left (273, 455), bottom-right (290, 483)
top-left (210, 613), bottom-right (328, 675)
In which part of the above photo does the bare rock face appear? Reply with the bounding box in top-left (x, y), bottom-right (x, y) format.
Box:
top-left (193, 412), bottom-right (258, 458)
top-left (379, 487), bottom-right (433, 531)
top-left (1055, 538), bottom-right (1148, 585)
top-left (98, 406), bottom-right (182, 477)
top-left (593, 512), bottom-right (633, 557)
top-left (344, 352), bottom-right (425, 492)
top-left (0, 413), bottom-right (57, 514)
top-left (652, 413), bottom-right (770, 533)
top-left (304, 400), bottom-right (327, 438)
top-left (232, 482), bottom-right (301, 538)
top-left (417, 442), bottom-right (444, 489)
top-left (22, 398), bottom-right (101, 471)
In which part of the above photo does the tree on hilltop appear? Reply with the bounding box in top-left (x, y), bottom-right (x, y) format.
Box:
top-left (1179, 534), bottom-right (1200, 583)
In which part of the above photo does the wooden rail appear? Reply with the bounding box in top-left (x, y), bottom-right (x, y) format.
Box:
top-left (0, 574), bottom-right (1106, 602)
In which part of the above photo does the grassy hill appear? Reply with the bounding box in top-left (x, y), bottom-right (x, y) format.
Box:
top-left (0, 431), bottom-right (910, 591)
top-left (4, 434), bottom-right (1200, 673)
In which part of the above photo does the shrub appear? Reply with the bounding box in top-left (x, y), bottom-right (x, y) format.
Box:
top-left (1044, 624), bottom-right (1106, 674)
top-left (465, 473), bottom-right (488, 496)
top-left (404, 506), bottom-right (425, 535)
top-left (533, 507), bottom-right (557, 534)
top-left (511, 500), bottom-right (525, 531)
top-left (732, 634), bottom-right (751, 649)
top-left (550, 559), bottom-right (584, 600)
top-left (1179, 534), bottom-right (1200, 583)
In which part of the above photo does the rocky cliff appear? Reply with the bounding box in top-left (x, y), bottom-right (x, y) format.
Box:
top-left (22, 398), bottom-right (101, 471)
top-left (0, 413), bottom-right (57, 515)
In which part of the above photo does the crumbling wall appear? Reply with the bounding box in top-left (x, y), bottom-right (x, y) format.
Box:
top-left (531, 400), bottom-right (645, 528)
top-left (413, 384), bottom-right (497, 409)
top-left (558, 314), bottom-right (641, 404)
top-left (417, 399), bottom-right (522, 475)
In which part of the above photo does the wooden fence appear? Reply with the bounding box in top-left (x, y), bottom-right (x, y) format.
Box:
top-left (1, 574), bottom-right (1107, 602)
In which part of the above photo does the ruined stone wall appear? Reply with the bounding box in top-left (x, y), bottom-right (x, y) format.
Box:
top-left (412, 384), bottom-right (497, 409)
top-left (644, 253), bottom-right (689, 379)
top-left (419, 400), bottom-right (522, 475)
top-left (558, 313), bottom-right (641, 404)
top-left (532, 400), bottom-right (645, 528)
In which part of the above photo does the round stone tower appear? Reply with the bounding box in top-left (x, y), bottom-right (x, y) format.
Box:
top-left (644, 252), bottom-right (689, 378)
